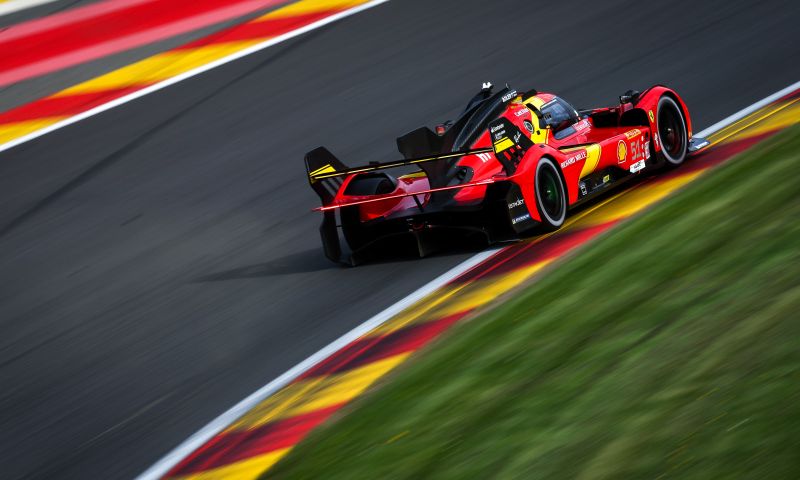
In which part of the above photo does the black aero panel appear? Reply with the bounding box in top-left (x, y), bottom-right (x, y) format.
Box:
top-left (487, 117), bottom-right (533, 175)
top-left (506, 183), bottom-right (537, 234)
top-left (305, 146), bottom-right (348, 204)
top-left (451, 86), bottom-right (515, 151)
top-left (396, 127), bottom-right (452, 189)
top-left (396, 126), bottom-right (443, 158)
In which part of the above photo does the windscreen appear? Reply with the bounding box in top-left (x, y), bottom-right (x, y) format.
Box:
top-left (540, 97), bottom-right (579, 132)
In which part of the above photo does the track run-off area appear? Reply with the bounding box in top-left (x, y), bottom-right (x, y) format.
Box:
top-left (1, 1), bottom-right (799, 479)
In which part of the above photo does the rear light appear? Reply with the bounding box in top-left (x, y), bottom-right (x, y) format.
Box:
top-left (435, 124), bottom-right (447, 136)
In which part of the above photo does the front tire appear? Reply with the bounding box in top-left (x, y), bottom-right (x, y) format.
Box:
top-left (534, 157), bottom-right (567, 231)
top-left (656, 96), bottom-right (688, 166)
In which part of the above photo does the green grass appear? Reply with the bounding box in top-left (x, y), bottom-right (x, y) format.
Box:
top-left (267, 126), bottom-right (800, 480)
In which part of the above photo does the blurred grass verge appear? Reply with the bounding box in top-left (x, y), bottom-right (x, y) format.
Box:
top-left (267, 126), bottom-right (800, 479)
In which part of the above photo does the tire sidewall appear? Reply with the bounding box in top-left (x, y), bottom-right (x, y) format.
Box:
top-left (535, 157), bottom-right (567, 229)
top-left (657, 96), bottom-right (688, 166)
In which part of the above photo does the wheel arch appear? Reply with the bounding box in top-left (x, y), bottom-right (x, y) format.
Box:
top-left (637, 85), bottom-right (694, 142)
top-left (513, 151), bottom-right (570, 226)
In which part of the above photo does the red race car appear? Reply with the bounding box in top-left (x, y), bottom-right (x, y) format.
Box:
top-left (306, 83), bottom-right (708, 265)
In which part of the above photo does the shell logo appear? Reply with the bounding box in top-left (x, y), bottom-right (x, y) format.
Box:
top-left (649, 110), bottom-right (655, 123)
top-left (617, 140), bottom-right (627, 163)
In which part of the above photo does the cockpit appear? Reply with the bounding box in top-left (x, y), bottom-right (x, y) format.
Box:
top-left (526, 95), bottom-right (581, 140)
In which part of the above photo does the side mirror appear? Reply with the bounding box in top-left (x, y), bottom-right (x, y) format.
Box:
top-left (619, 89), bottom-right (641, 104)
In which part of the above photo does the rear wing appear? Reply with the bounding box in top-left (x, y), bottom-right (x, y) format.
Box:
top-left (305, 145), bottom-right (493, 205)
top-left (305, 118), bottom-right (533, 264)
top-left (305, 146), bottom-right (349, 205)
top-left (304, 116), bottom-right (533, 208)
top-left (314, 178), bottom-right (498, 211)
top-left (305, 145), bottom-right (493, 264)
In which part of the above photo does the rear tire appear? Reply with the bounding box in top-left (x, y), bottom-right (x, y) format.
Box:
top-left (534, 157), bottom-right (567, 231)
top-left (656, 96), bottom-right (688, 167)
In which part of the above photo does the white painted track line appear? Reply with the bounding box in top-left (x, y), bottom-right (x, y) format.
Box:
top-left (137, 80), bottom-right (800, 480)
top-left (0, 0), bottom-right (60, 17)
top-left (695, 80), bottom-right (800, 138)
top-left (0, 0), bottom-right (392, 154)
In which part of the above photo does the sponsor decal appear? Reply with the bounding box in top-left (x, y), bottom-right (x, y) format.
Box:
top-left (515, 108), bottom-right (529, 117)
top-left (490, 124), bottom-right (504, 133)
top-left (513, 131), bottom-right (521, 143)
top-left (507, 198), bottom-right (525, 209)
top-left (629, 159), bottom-right (646, 173)
top-left (575, 119), bottom-right (590, 131)
top-left (617, 140), bottom-right (627, 163)
top-left (501, 90), bottom-right (518, 102)
top-left (523, 120), bottom-right (534, 132)
top-left (631, 138), bottom-right (641, 161)
top-left (602, 174), bottom-right (611, 183)
top-left (648, 110), bottom-right (655, 123)
top-left (628, 136), bottom-right (651, 163)
top-left (511, 213), bottom-right (531, 225)
top-left (477, 152), bottom-right (493, 163)
top-left (653, 132), bottom-right (660, 150)
top-left (624, 129), bottom-right (642, 139)
top-left (560, 150), bottom-right (587, 169)
top-left (580, 183), bottom-right (587, 195)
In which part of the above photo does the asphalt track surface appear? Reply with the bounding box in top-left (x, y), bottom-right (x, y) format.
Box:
top-left (1, 0), bottom-right (799, 478)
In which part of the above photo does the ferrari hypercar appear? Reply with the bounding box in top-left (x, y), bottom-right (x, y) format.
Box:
top-left (305, 83), bottom-right (708, 265)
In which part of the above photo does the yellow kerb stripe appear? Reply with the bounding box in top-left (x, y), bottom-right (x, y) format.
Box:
top-left (0, 117), bottom-right (67, 143)
top-left (716, 101), bottom-right (800, 144)
top-left (226, 353), bottom-right (410, 431)
top-left (174, 448), bottom-right (291, 480)
top-left (55, 41), bottom-right (262, 96)
top-left (430, 260), bottom-right (553, 318)
top-left (568, 170), bottom-right (704, 230)
top-left (49, 0), bottom-right (378, 98)
top-left (709, 98), bottom-right (800, 145)
top-left (255, 0), bottom-right (370, 19)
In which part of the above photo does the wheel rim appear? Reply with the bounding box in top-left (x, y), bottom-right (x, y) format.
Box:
top-left (658, 102), bottom-right (686, 160)
top-left (537, 165), bottom-right (564, 222)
